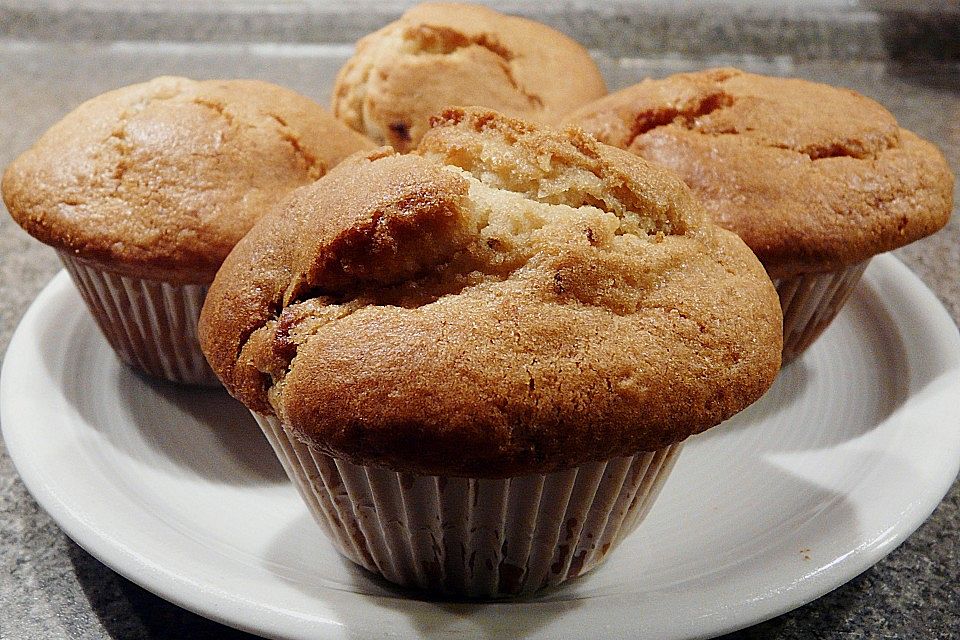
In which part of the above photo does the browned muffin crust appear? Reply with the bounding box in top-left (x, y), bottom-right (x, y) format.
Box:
top-left (2, 76), bottom-right (376, 284)
top-left (565, 68), bottom-right (954, 278)
top-left (200, 108), bottom-right (782, 477)
top-left (332, 2), bottom-right (607, 152)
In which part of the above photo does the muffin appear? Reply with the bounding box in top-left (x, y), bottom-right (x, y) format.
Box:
top-left (332, 2), bottom-right (607, 152)
top-left (200, 107), bottom-right (782, 597)
top-left (565, 68), bottom-right (954, 362)
top-left (2, 76), bottom-right (375, 385)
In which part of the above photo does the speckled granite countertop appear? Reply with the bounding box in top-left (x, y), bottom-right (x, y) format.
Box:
top-left (1, 10), bottom-right (959, 639)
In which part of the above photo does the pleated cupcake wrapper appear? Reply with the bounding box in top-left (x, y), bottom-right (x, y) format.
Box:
top-left (254, 412), bottom-right (683, 598)
top-left (58, 252), bottom-right (220, 387)
top-left (774, 259), bottom-right (870, 364)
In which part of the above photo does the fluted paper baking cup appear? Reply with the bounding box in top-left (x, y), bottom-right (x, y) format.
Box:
top-left (774, 260), bottom-right (870, 364)
top-left (254, 412), bottom-right (682, 598)
top-left (58, 252), bottom-right (220, 387)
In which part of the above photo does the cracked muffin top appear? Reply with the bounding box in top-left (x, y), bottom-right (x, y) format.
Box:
top-left (565, 68), bottom-right (954, 278)
top-left (199, 108), bottom-right (782, 477)
top-left (331, 2), bottom-right (607, 153)
top-left (2, 76), bottom-right (376, 284)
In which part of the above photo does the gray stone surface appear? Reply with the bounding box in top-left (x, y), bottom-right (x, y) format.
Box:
top-left (0, 0), bottom-right (952, 61)
top-left (0, 38), bottom-right (957, 640)
top-left (4, 1), bottom-right (960, 69)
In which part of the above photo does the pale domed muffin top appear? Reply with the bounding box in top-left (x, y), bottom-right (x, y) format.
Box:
top-left (565, 68), bottom-right (954, 278)
top-left (200, 108), bottom-right (782, 477)
top-left (2, 76), bottom-right (376, 283)
top-left (332, 2), bottom-right (607, 152)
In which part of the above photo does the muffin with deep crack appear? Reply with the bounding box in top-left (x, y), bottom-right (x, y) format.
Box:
top-left (2, 76), bottom-right (375, 385)
top-left (565, 67), bottom-right (954, 361)
top-left (332, 2), bottom-right (607, 152)
top-left (199, 107), bottom-right (783, 597)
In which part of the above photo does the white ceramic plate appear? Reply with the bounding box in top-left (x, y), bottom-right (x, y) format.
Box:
top-left (3, 255), bottom-right (960, 640)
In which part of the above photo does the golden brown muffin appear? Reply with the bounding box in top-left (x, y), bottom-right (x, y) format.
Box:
top-left (200, 107), bottom-right (782, 477)
top-left (332, 2), bottom-right (607, 152)
top-left (565, 68), bottom-right (954, 279)
top-left (2, 76), bottom-right (376, 284)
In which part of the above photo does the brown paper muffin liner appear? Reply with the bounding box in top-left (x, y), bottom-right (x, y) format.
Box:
top-left (253, 412), bottom-right (683, 598)
top-left (774, 260), bottom-right (870, 364)
top-left (58, 252), bottom-right (220, 387)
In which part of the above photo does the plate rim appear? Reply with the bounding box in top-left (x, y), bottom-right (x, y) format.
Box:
top-left (3, 254), bottom-right (960, 640)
